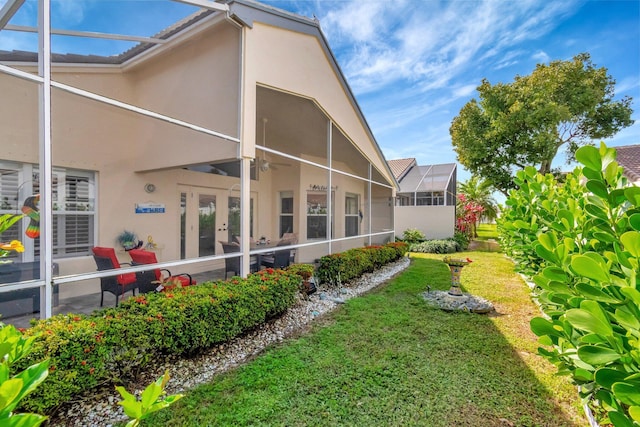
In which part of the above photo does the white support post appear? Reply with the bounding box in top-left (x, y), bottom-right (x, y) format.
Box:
top-left (368, 163), bottom-right (372, 246)
top-left (240, 157), bottom-right (251, 276)
top-left (327, 120), bottom-right (332, 254)
top-left (38, 0), bottom-right (53, 319)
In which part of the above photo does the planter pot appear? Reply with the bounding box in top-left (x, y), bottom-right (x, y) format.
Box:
top-left (303, 280), bottom-right (317, 295)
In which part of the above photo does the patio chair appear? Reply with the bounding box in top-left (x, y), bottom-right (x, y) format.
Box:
top-left (280, 232), bottom-right (298, 263)
top-left (92, 246), bottom-right (138, 307)
top-left (128, 249), bottom-right (195, 293)
top-left (221, 241), bottom-right (258, 278)
top-left (260, 240), bottom-right (292, 269)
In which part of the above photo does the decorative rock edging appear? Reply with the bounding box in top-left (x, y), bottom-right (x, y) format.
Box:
top-left (421, 290), bottom-right (494, 314)
top-left (49, 257), bottom-right (410, 427)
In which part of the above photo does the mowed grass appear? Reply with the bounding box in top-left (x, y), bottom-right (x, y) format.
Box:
top-left (476, 223), bottom-right (499, 240)
top-left (145, 252), bottom-right (586, 427)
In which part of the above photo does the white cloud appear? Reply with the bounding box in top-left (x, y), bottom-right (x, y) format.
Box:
top-left (318, 0), bottom-right (581, 96)
top-left (452, 84), bottom-right (477, 99)
top-left (54, 0), bottom-right (86, 25)
top-left (616, 76), bottom-right (640, 95)
top-left (531, 50), bottom-right (550, 64)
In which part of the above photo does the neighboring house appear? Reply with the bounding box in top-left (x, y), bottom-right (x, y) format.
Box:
top-left (0, 0), bottom-right (397, 320)
top-left (615, 144), bottom-right (640, 185)
top-left (389, 158), bottom-right (456, 239)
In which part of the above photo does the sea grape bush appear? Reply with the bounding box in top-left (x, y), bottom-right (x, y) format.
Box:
top-left (498, 143), bottom-right (640, 427)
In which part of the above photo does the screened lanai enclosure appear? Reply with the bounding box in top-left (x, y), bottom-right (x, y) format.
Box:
top-left (0, 0), bottom-right (397, 325)
top-left (395, 163), bottom-right (457, 207)
top-left (393, 162), bottom-right (456, 240)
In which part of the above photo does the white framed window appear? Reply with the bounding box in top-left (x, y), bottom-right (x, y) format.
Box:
top-left (306, 191), bottom-right (334, 239)
top-left (0, 161), bottom-right (96, 259)
top-left (345, 193), bottom-right (360, 237)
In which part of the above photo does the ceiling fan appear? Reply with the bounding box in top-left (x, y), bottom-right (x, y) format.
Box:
top-left (254, 118), bottom-right (291, 172)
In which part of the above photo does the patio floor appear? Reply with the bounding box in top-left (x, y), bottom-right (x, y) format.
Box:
top-left (3, 268), bottom-right (227, 330)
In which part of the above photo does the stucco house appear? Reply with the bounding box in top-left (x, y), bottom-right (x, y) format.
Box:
top-left (388, 158), bottom-right (456, 239)
top-left (615, 144), bottom-right (640, 185)
top-left (0, 0), bottom-right (397, 322)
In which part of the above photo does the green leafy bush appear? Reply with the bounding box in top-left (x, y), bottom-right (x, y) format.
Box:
top-left (316, 242), bottom-right (407, 285)
top-left (117, 370), bottom-right (183, 427)
top-left (410, 239), bottom-right (459, 254)
top-left (0, 323), bottom-right (49, 426)
top-left (402, 228), bottom-right (426, 243)
top-left (499, 143), bottom-right (640, 426)
top-left (452, 231), bottom-right (470, 251)
top-left (286, 264), bottom-right (314, 281)
top-left (16, 269), bottom-right (300, 414)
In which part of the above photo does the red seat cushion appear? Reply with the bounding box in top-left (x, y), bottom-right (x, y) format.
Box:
top-left (128, 249), bottom-right (162, 281)
top-left (129, 249), bottom-right (195, 287)
top-left (164, 275), bottom-right (194, 290)
top-left (92, 246), bottom-right (137, 286)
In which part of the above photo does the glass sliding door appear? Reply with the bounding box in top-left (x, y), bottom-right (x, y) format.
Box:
top-left (198, 194), bottom-right (217, 257)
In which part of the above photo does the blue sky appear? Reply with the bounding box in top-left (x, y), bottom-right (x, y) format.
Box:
top-left (1, 0), bottom-right (639, 185)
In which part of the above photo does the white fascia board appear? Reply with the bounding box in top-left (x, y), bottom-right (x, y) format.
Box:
top-left (0, 0), bottom-right (24, 30)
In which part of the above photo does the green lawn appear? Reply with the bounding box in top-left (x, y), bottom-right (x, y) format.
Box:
top-left (145, 252), bottom-right (585, 426)
top-left (476, 223), bottom-right (498, 240)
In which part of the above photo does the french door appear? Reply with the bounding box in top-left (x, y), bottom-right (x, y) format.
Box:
top-left (179, 186), bottom-right (227, 259)
top-left (179, 185), bottom-right (254, 259)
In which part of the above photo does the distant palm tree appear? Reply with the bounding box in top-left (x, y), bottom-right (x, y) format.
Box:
top-left (458, 175), bottom-right (498, 223)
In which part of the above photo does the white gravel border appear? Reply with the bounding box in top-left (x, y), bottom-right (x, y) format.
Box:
top-left (50, 257), bottom-right (410, 427)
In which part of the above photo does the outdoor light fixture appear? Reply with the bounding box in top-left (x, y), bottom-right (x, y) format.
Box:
top-left (144, 183), bottom-right (156, 193)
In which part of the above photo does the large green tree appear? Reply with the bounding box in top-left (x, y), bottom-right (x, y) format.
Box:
top-left (450, 53), bottom-right (634, 195)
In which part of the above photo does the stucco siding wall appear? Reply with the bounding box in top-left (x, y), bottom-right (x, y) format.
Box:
top-left (244, 23), bottom-right (393, 186)
top-left (129, 23), bottom-right (241, 171)
top-left (395, 206), bottom-right (455, 239)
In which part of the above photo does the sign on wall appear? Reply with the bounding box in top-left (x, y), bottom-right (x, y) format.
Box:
top-left (135, 203), bottom-right (165, 214)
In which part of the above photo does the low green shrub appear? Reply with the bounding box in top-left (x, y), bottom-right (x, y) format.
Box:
top-left (316, 242), bottom-right (407, 285)
top-left (452, 231), bottom-right (469, 250)
top-left (286, 264), bottom-right (314, 281)
top-left (16, 268), bottom-right (300, 415)
top-left (410, 239), bottom-right (459, 254)
top-left (402, 228), bottom-right (426, 243)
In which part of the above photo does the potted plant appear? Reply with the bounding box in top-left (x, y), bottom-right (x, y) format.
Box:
top-left (116, 230), bottom-right (142, 251)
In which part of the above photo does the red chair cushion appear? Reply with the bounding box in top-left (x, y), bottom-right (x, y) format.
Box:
top-left (164, 275), bottom-right (194, 290)
top-left (128, 249), bottom-right (162, 281)
top-left (129, 249), bottom-right (195, 288)
top-left (92, 246), bottom-right (137, 286)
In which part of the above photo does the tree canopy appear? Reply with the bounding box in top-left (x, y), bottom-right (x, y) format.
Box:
top-left (450, 53), bottom-right (634, 195)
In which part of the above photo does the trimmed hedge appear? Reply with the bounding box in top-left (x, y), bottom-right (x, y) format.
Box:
top-left (16, 268), bottom-right (300, 414)
top-left (316, 242), bottom-right (408, 285)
